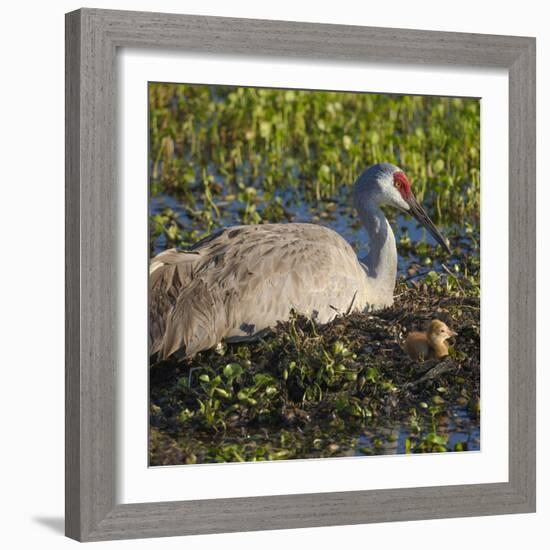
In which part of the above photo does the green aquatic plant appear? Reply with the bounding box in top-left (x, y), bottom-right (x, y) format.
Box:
top-left (149, 83), bottom-right (480, 250)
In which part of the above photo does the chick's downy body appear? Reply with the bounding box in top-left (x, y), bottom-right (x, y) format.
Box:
top-left (405, 320), bottom-right (457, 361)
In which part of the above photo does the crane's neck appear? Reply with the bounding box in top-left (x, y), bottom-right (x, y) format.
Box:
top-left (356, 202), bottom-right (398, 307)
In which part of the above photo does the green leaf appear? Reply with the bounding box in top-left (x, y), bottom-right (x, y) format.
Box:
top-left (433, 158), bottom-right (445, 174)
top-left (253, 373), bottom-right (274, 386)
top-left (365, 367), bottom-right (378, 383)
top-left (223, 363), bottom-right (243, 380)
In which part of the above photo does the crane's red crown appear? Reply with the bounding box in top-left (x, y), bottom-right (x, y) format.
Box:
top-left (393, 171), bottom-right (412, 199)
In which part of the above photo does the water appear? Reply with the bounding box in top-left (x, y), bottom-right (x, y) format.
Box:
top-left (356, 407), bottom-right (480, 455)
top-left (150, 190), bottom-right (475, 277)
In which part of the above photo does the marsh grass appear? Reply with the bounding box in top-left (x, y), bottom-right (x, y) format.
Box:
top-left (149, 84), bottom-right (480, 251)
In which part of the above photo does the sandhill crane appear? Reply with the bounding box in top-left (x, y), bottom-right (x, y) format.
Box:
top-left (150, 163), bottom-right (450, 361)
top-left (404, 320), bottom-right (457, 361)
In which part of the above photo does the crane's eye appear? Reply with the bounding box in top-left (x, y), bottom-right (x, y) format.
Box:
top-left (394, 180), bottom-right (401, 189)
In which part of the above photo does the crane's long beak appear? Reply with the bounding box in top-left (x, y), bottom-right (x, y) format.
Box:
top-left (406, 195), bottom-right (451, 254)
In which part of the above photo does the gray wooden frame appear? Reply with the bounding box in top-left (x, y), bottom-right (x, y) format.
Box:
top-left (65, 8), bottom-right (536, 542)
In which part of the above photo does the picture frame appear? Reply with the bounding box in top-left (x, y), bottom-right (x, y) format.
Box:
top-left (65, 7), bottom-right (536, 542)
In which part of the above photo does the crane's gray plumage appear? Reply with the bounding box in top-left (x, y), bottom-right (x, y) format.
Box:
top-left (150, 163), bottom-right (450, 361)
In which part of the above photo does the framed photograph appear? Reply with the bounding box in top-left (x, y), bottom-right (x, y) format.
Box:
top-left (65, 8), bottom-right (536, 542)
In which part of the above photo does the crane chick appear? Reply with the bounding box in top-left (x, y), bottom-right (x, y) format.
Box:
top-left (404, 320), bottom-right (457, 361)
